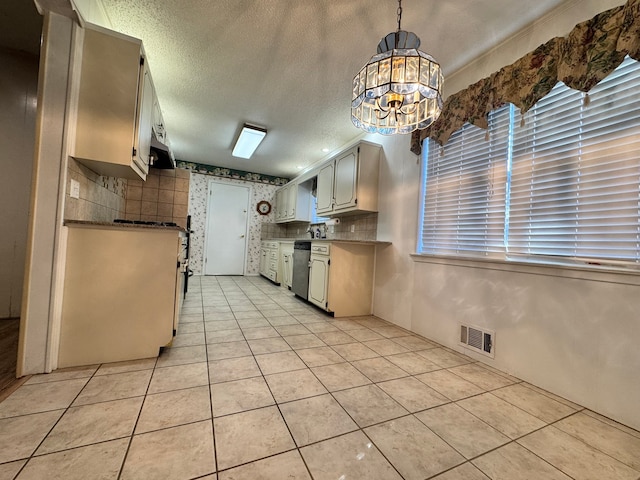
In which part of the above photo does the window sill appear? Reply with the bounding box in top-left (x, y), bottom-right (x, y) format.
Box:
top-left (410, 252), bottom-right (640, 286)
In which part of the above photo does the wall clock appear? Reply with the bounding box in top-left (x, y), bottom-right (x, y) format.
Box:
top-left (256, 200), bottom-right (272, 215)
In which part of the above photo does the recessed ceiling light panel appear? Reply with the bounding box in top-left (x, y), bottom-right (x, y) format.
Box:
top-left (232, 124), bottom-right (267, 159)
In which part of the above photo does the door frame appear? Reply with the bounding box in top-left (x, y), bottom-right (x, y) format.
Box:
top-left (203, 180), bottom-right (252, 276)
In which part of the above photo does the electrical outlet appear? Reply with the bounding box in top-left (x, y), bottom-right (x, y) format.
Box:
top-left (350, 224), bottom-right (355, 233)
top-left (70, 179), bottom-right (80, 199)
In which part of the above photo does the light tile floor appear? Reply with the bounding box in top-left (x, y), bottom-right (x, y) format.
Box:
top-left (1, 275), bottom-right (639, 480)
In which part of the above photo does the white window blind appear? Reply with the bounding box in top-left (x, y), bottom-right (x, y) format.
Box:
top-left (419, 56), bottom-right (640, 267)
top-left (509, 56), bottom-right (640, 263)
top-left (420, 106), bottom-right (510, 255)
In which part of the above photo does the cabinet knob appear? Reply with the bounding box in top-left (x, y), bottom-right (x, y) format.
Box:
top-left (240, 234), bottom-right (245, 238)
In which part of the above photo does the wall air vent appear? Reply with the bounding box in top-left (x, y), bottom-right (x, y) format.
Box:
top-left (459, 324), bottom-right (495, 358)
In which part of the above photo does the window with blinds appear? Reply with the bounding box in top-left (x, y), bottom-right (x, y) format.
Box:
top-left (419, 55), bottom-right (640, 267)
top-left (419, 105), bottom-right (510, 255)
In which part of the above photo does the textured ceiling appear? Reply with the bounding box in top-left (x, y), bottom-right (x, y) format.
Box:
top-left (10, 0), bottom-right (569, 178)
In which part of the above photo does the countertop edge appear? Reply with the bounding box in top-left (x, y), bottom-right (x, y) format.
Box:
top-left (263, 238), bottom-right (391, 246)
top-left (64, 220), bottom-right (186, 232)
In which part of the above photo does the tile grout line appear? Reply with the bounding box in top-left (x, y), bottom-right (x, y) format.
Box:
top-left (198, 275), bottom-right (220, 478)
top-left (115, 348), bottom-right (159, 480)
top-left (230, 275), bottom-right (317, 480)
top-left (10, 361), bottom-right (105, 479)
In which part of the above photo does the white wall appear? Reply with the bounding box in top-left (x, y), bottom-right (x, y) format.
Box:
top-left (372, 0), bottom-right (640, 430)
top-left (0, 49), bottom-right (38, 319)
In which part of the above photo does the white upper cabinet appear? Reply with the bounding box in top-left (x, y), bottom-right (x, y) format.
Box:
top-left (275, 180), bottom-right (312, 223)
top-left (72, 24), bottom-right (155, 181)
top-left (316, 162), bottom-right (334, 214)
top-left (316, 141), bottom-right (381, 216)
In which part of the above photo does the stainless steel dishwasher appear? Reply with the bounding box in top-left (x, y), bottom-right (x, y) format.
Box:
top-left (291, 241), bottom-right (311, 299)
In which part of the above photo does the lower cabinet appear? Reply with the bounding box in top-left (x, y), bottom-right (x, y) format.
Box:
top-left (279, 241), bottom-right (294, 289)
top-left (59, 223), bottom-right (185, 368)
top-left (307, 242), bottom-right (375, 317)
top-left (308, 250), bottom-right (330, 309)
top-left (259, 241), bottom-right (279, 284)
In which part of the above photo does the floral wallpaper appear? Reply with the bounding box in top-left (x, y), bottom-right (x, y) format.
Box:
top-left (188, 171), bottom-right (279, 275)
top-left (411, 0), bottom-right (640, 153)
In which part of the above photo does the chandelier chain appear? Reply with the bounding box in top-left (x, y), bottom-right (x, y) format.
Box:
top-left (397, 0), bottom-right (403, 32)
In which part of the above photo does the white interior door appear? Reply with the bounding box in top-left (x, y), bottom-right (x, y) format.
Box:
top-left (204, 182), bottom-right (250, 275)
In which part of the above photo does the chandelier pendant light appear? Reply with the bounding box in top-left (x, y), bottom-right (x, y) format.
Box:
top-left (351, 0), bottom-right (443, 135)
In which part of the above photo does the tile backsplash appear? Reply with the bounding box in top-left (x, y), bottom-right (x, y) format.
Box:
top-left (64, 158), bottom-right (127, 222)
top-left (124, 167), bottom-right (190, 228)
top-left (261, 212), bottom-right (378, 241)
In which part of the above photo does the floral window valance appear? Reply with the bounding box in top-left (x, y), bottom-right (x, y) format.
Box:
top-left (410, 0), bottom-right (640, 155)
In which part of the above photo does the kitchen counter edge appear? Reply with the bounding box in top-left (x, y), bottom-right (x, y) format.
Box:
top-left (264, 238), bottom-right (391, 246)
top-left (64, 220), bottom-right (186, 232)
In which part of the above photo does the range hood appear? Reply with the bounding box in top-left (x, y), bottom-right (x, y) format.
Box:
top-left (149, 133), bottom-right (175, 169)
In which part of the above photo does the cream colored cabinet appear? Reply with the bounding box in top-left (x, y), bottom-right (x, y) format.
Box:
top-left (308, 244), bottom-right (330, 310)
top-left (275, 188), bottom-right (286, 221)
top-left (279, 241), bottom-right (294, 289)
top-left (58, 223), bottom-right (185, 368)
top-left (316, 162), bottom-right (334, 213)
top-left (316, 142), bottom-right (381, 216)
top-left (275, 181), bottom-right (312, 223)
top-left (307, 241), bottom-right (375, 317)
top-left (72, 23), bottom-right (154, 180)
top-left (259, 246), bottom-right (268, 276)
top-left (259, 241), bottom-right (279, 283)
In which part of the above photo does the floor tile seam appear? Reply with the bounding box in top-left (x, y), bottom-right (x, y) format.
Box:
top-left (382, 358), bottom-right (450, 376)
top-left (358, 423), bottom-right (424, 480)
top-left (452, 390), bottom-right (554, 438)
top-left (441, 365), bottom-right (518, 392)
top-left (23, 373), bottom-right (98, 387)
top-left (156, 357), bottom-right (211, 369)
top-left (252, 367), bottom-right (312, 462)
top-left (534, 414), bottom-right (640, 472)
top-left (202, 291), bottom-right (229, 475)
top-left (466, 362), bottom-right (524, 383)
top-left (147, 381), bottom-right (211, 397)
top-left (445, 395), bottom-right (546, 449)
top-left (256, 362), bottom-right (309, 377)
top-left (581, 410), bottom-right (640, 440)
top-left (115, 344), bottom-right (158, 480)
top-left (461, 386), bottom-right (582, 429)
top-left (519, 382), bottom-right (586, 411)
top-left (213, 445), bottom-right (303, 476)
top-left (511, 435), bottom-right (588, 480)
top-left (32, 433), bottom-right (136, 460)
top-left (271, 350), bottom-right (375, 441)
top-left (177, 280), bottom-right (218, 478)
top-left (7, 363), bottom-right (120, 477)
top-left (421, 461), bottom-right (484, 480)
top-left (134, 416), bottom-right (214, 440)
top-left (410, 406), bottom-right (512, 463)
top-left (2, 364), bottom-right (100, 479)
top-left (490, 387), bottom-right (585, 425)
top-left (347, 360), bottom-right (413, 385)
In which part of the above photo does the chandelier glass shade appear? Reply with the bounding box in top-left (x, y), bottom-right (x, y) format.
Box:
top-left (351, 4), bottom-right (443, 135)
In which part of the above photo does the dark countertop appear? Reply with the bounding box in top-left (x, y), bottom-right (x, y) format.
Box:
top-left (64, 220), bottom-right (186, 232)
